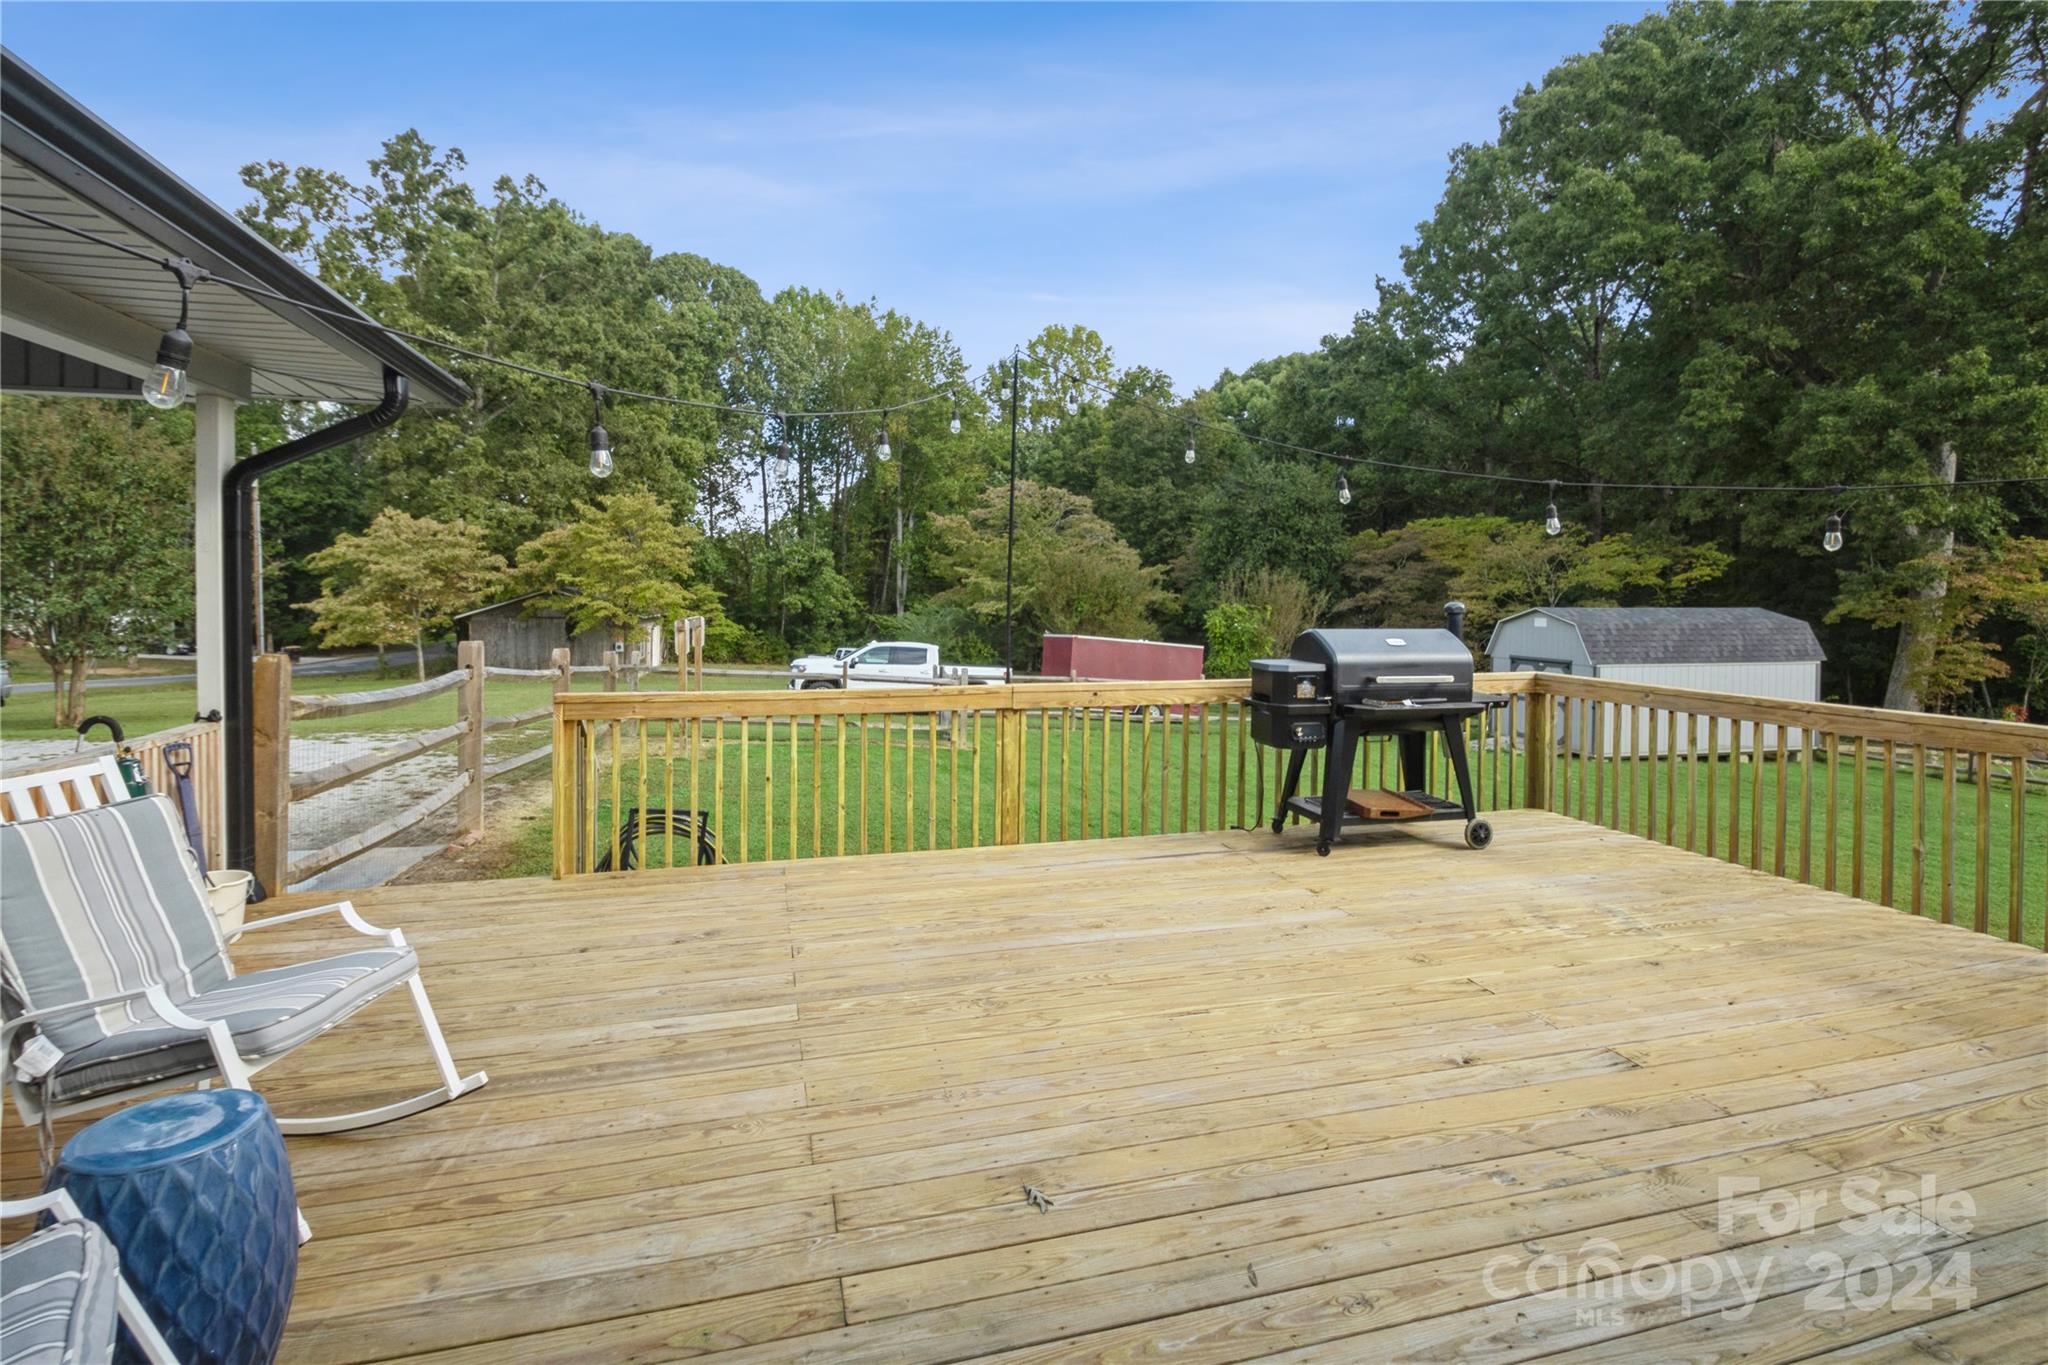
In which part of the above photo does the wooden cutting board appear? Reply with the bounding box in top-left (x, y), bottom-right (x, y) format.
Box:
top-left (1344, 788), bottom-right (1435, 821)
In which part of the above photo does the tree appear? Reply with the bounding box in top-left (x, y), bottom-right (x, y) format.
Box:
top-left (513, 488), bottom-right (723, 647)
top-left (929, 481), bottom-right (1174, 668)
top-left (1832, 536), bottom-right (2048, 714)
top-left (300, 510), bottom-right (506, 680)
top-left (1339, 516), bottom-right (1731, 647)
top-left (0, 398), bottom-right (193, 727)
top-left (1203, 603), bottom-right (1273, 680)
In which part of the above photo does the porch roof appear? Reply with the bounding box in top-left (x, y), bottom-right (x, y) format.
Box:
top-left (0, 48), bottom-right (468, 407)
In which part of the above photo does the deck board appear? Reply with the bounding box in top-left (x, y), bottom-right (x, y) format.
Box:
top-left (7, 811), bottom-right (2044, 1361)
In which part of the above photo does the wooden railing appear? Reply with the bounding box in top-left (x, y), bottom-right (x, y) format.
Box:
top-left (548, 674), bottom-right (1539, 877)
top-left (550, 670), bottom-right (2046, 949)
top-left (2, 719), bottom-right (225, 868)
top-left (1531, 674), bottom-right (2045, 948)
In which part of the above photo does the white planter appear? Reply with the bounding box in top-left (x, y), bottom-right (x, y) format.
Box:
top-left (206, 870), bottom-right (253, 942)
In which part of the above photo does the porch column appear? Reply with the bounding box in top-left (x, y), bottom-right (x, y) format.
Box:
top-left (194, 394), bottom-right (237, 716)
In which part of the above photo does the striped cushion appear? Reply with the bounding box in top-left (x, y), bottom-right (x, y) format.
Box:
top-left (45, 948), bottom-right (418, 1105)
top-left (0, 796), bottom-right (229, 1052)
top-left (0, 1219), bottom-right (118, 1365)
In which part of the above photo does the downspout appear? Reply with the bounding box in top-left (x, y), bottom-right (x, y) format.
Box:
top-left (222, 367), bottom-right (410, 891)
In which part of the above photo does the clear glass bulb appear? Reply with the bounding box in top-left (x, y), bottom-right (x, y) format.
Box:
top-left (143, 363), bottom-right (187, 409)
top-left (1183, 441), bottom-right (1196, 465)
top-left (949, 410), bottom-right (962, 435)
top-left (1544, 505), bottom-right (1562, 537)
top-left (876, 431), bottom-right (891, 462)
top-left (1065, 390), bottom-right (1078, 415)
top-left (588, 424), bottom-right (614, 478)
top-left (1823, 515), bottom-right (1843, 553)
top-left (1337, 476), bottom-right (1352, 506)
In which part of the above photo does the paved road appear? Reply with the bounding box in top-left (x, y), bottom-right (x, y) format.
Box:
top-left (5, 647), bottom-right (448, 695)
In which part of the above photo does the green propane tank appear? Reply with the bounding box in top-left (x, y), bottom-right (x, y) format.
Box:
top-left (77, 716), bottom-right (150, 797)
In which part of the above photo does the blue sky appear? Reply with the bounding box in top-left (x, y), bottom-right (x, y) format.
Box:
top-left (4, 2), bottom-right (1652, 388)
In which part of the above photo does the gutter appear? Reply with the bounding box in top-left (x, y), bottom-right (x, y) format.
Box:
top-left (222, 368), bottom-right (410, 891)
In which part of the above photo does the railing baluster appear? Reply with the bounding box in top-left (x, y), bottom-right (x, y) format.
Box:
top-left (792, 713), bottom-right (802, 859)
top-left (1880, 738), bottom-right (1895, 906)
top-left (738, 714), bottom-right (751, 865)
top-left (1726, 718), bottom-right (1739, 863)
top-left (1705, 716), bottom-right (1720, 861)
top-left (1182, 709), bottom-right (1193, 833)
top-left (1060, 706), bottom-right (1072, 842)
top-left (1685, 713), bottom-right (1699, 852)
top-left (1121, 706), bottom-right (1132, 838)
top-left (947, 712), bottom-right (958, 851)
top-left (1038, 706), bottom-right (1051, 844)
top-left (1910, 742), bottom-right (1925, 914)
top-left (882, 712), bottom-right (894, 853)
top-left (713, 717), bottom-right (726, 867)
top-left (1824, 733), bottom-right (1839, 891)
top-left (1800, 727), bottom-right (1815, 884)
top-left (610, 719), bottom-right (624, 872)
top-left (814, 714), bottom-right (824, 859)
top-left (858, 714), bottom-right (869, 855)
top-left (1236, 701), bottom-right (1249, 829)
top-left (690, 716), bottom-right (703, 868)
top-left (1080, 703), bottom-right (1092, 840)
top-left (1773, 724), bottom-right (1787, 878)
top-left (2010, 760), bottom-right (2025, 943)
top-left (1852, 735), bottom-right (1868, 900)
top-left (1102, 704), bottom-right (1113, 839)
top-left (1942, 746), bottom-right (1957, 923)
top-left (971, 708), bottom-right (983, 847)
top-left (1749, 722), bottom-right (1763, 871)
top-left (1975, 750), bottom-right (1992, 935)
top-left (1197, 703), bottom-right (1210, 833)
top-left (663, 720), bottom-right (675, 869)
top-left (1665, 710), bottom-right (1678, 846)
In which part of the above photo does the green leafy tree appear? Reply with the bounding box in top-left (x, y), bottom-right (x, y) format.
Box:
top-left (1340, 516), bottom-right (1731, 647)
top-left (300, 510), bottom-right (507, 680)
top-left (929, 481), bottom-right (1174, 668)
top-left (0, 398), bottom-right (193, 727)
top-left (513, 488), bottom-right (723, 648)
top-left (1202, 602), bottom-right (1273, 680)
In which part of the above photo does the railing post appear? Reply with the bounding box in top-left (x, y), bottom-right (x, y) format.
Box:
top-left (1523, 677), bottom-right (1552, 812)
top-left (995, 701), bottom-right (1025, 845)
top-left (457, 639), bottom-right (485, 836)
top-left (252, 652), bottom-right (291, 891)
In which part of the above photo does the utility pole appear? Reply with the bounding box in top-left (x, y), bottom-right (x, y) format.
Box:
top-left (1003, 351), bottom-right (1020, 680)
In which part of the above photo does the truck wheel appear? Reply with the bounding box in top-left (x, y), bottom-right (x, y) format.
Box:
top-left (801, 680), bottom-right (838, 690)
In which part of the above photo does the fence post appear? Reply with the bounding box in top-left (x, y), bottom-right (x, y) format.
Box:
top-left (551, 646), bottom-right (572, 697)
top-left (995, 701), bottom-right (1024, 845)
top-left (604, 650), bottom-right (618, 693)
top-left (1523, 678), bottom-right (1552, 811)
top-left (252, 652), bottom-right (292, 892)
top-left (457, 639), bottom-right (485, 835)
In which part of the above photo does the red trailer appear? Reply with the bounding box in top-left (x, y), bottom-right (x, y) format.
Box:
top-left (1040, 634), bottom-right (1205, 682)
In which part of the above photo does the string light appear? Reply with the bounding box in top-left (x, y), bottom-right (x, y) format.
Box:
top-left (876, 426), bottom-right (892, 462)
top-left (1065, 388), bottom-right (1079, 416)
top-left (1543, 481), bottom-right (1562, 537)
top-left (950, 407), bottom-right (961, 435)
top-left (1337, 472), bottom-right (1352, 506)
top-left (586, 384), bottom-right (613, 479)
top-left (1823, 512), bottom-right (1844, 553)
top-left (1184, 428), bottom-right (1197, 465)
top-left (775, 414), bottom-right (789, 461)
top-left (144, 260), bottom-right (203, 409)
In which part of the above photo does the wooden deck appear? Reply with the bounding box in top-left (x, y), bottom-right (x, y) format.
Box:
top-left (13, 810), bottom-right (2048, 1360)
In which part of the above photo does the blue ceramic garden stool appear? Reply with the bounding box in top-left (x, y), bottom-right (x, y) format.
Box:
top-left (48, 1089), bottom-right (297, 1365)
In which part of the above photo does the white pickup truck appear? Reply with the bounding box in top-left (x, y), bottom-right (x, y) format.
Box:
top-left (787, 641), bottom-right (1007, 690)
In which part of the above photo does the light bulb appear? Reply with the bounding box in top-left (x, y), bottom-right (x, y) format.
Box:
top-left (1000, 383), bottom-right (1012, 401)
top-left (949, 408), bottom-right (962, 435)
top-left (876, 428), bottom-right (891, 462)
top-left (144, 325), bottom-right (192, 409)
top-left (1183, 433), bottom-right (1197, 465)
top-left (1065, 389), bottom-right (1078, 416)
top-left (1544, 504), bottom-right (1562, 537)
top-left (588, 424), bottom-right (614, 478)
top-left (1823, 514), bottom-right (1843, 553)
top-left (1337, 473), bottom-right (1352, 506)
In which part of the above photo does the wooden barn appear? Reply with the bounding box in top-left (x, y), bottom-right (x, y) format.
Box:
top-left (453, 593), bottom-right (664, 670)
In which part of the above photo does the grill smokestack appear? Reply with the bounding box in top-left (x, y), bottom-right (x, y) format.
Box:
top-left (1444, 601), bottom-right (1468, 642)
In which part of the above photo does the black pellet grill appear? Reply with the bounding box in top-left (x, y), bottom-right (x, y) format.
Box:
top-left (1248, 603), bottom-right (1506, 856)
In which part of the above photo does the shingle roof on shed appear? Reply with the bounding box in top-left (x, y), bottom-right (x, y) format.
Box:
top-left (1493, 607), bottom-right (1825, 665)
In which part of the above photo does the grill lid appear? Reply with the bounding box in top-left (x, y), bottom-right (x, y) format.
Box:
top-left (1290, 627), bottom-right (1473, 702)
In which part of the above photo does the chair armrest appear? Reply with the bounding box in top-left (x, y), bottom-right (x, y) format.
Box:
top-left (238, 899), bottom-right (403, 946)
top-left (1, 1187), bottom-right (86, 1223)
top-left (3, 983), bottom-right (218, 1056)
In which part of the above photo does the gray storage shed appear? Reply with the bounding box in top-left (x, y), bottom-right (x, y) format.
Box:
top-left (1485, 607), bottom-right (1825, 756)
top-left (454, 593), bottom-right (664, 671)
